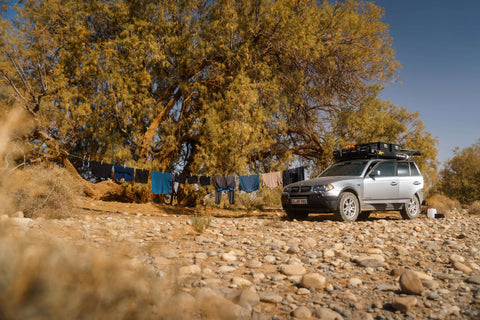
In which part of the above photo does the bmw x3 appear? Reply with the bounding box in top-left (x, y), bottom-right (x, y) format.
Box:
top-left (281, 143), bottom-right (424, 222)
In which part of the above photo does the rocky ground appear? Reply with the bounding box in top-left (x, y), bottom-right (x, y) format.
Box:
top-left (4, 198), bottom-right (480, 319)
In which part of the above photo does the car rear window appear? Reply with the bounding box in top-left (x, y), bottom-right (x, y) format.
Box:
top-left (410, 162), bottom-right (421, 176)
top-left (320, 161), bottom-right (368, 177)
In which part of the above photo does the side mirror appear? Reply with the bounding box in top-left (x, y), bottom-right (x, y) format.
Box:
top-left (370, 170), bottom-right (380, 177)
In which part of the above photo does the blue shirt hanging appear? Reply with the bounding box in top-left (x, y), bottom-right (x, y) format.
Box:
top-left (151, 171), bottom-right (173, 194)
top-left (239, 174), bottom-right (260, 193)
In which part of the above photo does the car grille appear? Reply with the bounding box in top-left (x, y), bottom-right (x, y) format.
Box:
top-left (289, 186), bottom-right (311, 193)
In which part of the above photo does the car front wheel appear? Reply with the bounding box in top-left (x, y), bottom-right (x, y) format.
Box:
top-left (400, 195), bottom-right (420, 219)
top-left (334, 192), bottom-right (360, 222)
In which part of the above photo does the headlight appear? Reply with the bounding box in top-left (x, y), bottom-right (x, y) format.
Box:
top-left (312, 184), bottom-right (334, 193)
top-left (283, 187), bottom-right (289, 193)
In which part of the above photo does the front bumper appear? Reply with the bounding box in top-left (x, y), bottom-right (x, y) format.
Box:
top-left (281, 192), bottom-right (338, 213)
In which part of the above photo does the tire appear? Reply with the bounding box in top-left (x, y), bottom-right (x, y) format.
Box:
top-left (334, 192), bottom-right (360, 222)
top-left (286, 210), bottom-right (309, 221)
top-left (400, 195), bottom-right (420, 219)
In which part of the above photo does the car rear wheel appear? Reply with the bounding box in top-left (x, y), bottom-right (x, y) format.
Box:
top-left (400, 195), bottom-right (420, 219)
top-left (286, 210), bottom-right (309, 221)
top-left (334, 192), bottom-right (360, 222)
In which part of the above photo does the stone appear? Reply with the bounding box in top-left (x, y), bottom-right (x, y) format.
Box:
top-left (323, 249), bottom-right (335, 258)
top-left (292, 306), bottom-right (312, 319)
top-left (161, 249), bottom-right (177, 259)
top-left (301, 273), bottom-right (326, 290)
top-left (247, 260), bottom-right (262, 268)
top-left (315, 307), bottom-right (344, 320)
top-left (449, 253), bottom-right (465, 263)
top-left (279, 264), bottom-right (307, 276)
top-left (337, 291), bottom-right (357, 302)
top-left (178, 264), bottom-right (201, 279)
top-left (259, 292), bottom-right (283, 304)
top-left (392, 296), bottom-right (417, 312)
top-left (348, 277), bottom-right (362, 287)
top-left (350, 311), bottom-right (374, 320)
top-left (453, 261), bottom-right (473, 274)
top-left (399, 270), bottom-right (424, 295)
top-left (222, 252), bottom-right (237, 262)
top-left (297, 288), bottom-right (310, 295)
top-left (466, 275), bottom-right (480, 284)
top-left (232, 277), bottom-right (253, 287)
top-left (237, 286), bottom-right (260, 307)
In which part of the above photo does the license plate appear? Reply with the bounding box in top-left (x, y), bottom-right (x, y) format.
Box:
top-left (291, 198), bottom-right (307, 205)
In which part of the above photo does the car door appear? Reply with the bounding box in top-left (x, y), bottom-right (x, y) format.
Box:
top-left (363, 160), bottom-right (399, 202)
top-left (398, 161), bottom-right (424, 201)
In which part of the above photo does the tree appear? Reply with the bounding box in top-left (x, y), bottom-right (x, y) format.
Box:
top-left (438, 140), bottom-right (480, 204)
top-left (321, 96), bottom-right (438, 189)
top-left (1, 0), bottom-right (437, 198)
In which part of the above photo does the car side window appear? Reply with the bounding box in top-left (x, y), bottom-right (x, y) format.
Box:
top-left (397, 162), bottom-right (410, 176)
top-left (375, 161), bottom-right (395, 177)
top-left (410, 162), bottom-right (421, 176)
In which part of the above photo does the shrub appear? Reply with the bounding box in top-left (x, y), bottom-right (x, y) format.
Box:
top-left (437, 140), bottom-right (480, 204)
top-left (426, 194), bottom-right (461, 215)
top-left (0, 225), bottom-right (172, 319)
top-left (469, 201), bottom-right (480, 215)
top-left (190, 214), bottom-right (212, 234)
top-left (0, 165), bottom-right (82, 219)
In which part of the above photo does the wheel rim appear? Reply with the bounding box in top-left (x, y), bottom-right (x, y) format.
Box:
top-left (407, 198), bottom-right (418, 217)
top-left (343, 196), bottom-right (357, 219)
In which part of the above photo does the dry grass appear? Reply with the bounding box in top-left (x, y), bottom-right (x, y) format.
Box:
top-left (426, 194), bottom-right (462, 215)
top-left (0, 165), bottom-right (82, 219)
top-left (0, 224), bottom-right (175, 320)
top-left (190, 214), bottom-right (212, 234)
top-left (468, 201), bottom-right (480, 215)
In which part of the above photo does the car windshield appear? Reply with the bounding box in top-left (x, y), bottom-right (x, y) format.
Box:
top-left (320, 161), bottom-right (368, 177)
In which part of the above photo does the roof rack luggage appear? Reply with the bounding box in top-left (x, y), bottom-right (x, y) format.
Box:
top-left (333, 142), bottom-right (421, 162)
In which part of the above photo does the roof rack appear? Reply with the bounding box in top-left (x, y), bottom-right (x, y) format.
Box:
top-left (333, 142), bottom-right (422, 162)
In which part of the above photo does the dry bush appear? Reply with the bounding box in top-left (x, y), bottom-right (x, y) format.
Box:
top-left (0, 165), bottom-right (82, 219)
top-left (469, 201), bottom-right (480, 215)
top-left (0, 224), bottom-right (174, 320)
top-left (190, 214), bottom-right (212, 234)
top-left (426, 194), bottom-right (462, 215)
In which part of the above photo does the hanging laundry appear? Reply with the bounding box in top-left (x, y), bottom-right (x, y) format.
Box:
top-left (114, 165), bottom-right (135, 182)
top-left (199, 176), bottom-right (212, 186)
top-left (282, 166), bottom-right (305, 186)
top-left (174, 172), bottom-right (187, 184)
top-left (261, 171), bottom-right (283, 189)
top-left (151, 171), bottom-right (173, 194)
top-left (239, 174), bottom-right (260, 193)
top-left (187, 175), bottom-right (198, 184)
top-left (91, 161), bottom-right (113, 179)
top-left (134, 169), bottom-right (149, 184)
top-left (214, 176), bottom-right (235, 205)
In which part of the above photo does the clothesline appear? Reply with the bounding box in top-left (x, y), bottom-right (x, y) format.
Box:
top-left (66, 152), bottom-right (306, 204)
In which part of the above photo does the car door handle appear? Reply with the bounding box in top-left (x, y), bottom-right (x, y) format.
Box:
top-left (390, 182), bottom-right (398, 186)
top-left (413, 181), bottom-right (421, 185)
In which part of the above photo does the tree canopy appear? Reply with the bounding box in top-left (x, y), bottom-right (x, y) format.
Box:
top-left (437, 140), bottom-right (480, 204)
top-left (1, 0), bottom-right (437, 179)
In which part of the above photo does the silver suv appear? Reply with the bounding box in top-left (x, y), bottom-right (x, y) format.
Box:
top-left (281, 158), bottom-right (424, 222)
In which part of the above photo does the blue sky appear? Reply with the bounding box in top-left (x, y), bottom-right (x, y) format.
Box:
top-left (374, 0), bottom-right (480, 165)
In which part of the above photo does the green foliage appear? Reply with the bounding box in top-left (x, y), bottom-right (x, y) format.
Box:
top-left (322, 97), bottom-right (438, 189)
top-left (437, 140), bottom-right (480, 204)
top-left (1, 0), bottom-right (436, 192)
